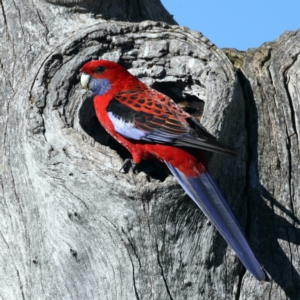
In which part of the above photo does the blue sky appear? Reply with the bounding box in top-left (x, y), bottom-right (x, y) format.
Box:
top-left (161, 0), bottom-right (300, 51)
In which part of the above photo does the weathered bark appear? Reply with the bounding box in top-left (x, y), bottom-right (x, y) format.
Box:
top-left (0, 0), bottom-right (299, 299)
top-left (45, 0), bottom-right (177, 24)
top-left (223, 32), bottom-right (300, 299)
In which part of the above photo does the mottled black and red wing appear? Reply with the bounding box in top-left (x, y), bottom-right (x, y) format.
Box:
top-left (106, 88), bottom-right (236, 156)
top-left (109, 88), bottom-right (189, 128)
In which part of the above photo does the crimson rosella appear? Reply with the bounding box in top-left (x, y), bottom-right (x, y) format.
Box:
top-left (80, 59), bottom-right (266, 281)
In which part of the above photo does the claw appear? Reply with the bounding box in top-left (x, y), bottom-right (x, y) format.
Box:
top-left (119, 158), bottom-right (137, 173)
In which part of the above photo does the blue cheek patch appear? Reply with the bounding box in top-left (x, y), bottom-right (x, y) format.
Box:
top-left (90, 78), bottom-right (111, 96)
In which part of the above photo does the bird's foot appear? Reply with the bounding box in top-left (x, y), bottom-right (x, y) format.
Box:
top-left (119, 158), bottom-right (137, 173)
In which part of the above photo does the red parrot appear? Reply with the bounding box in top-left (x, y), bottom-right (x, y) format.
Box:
top-left (80, 60), bottom-right (266, 281)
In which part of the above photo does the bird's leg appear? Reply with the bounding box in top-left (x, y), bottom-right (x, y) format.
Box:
top-left (119, 158), bottom-right (137, 173)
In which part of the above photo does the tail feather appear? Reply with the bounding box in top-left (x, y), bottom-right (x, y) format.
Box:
top-left (165, 161), bottom-right (266, 281)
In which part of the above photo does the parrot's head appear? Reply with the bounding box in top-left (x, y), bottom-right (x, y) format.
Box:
top-left (80, 60), bottom-right (130, 96)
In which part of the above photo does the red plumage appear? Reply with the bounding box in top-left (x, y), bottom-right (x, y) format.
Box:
top-left (82, 60), bottom-right (209, 176)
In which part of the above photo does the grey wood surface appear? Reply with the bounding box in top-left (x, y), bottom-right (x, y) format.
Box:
top-left (224, 31), bottom-right (300, 299)
top-left (0, 0), bottom-right (299, 299)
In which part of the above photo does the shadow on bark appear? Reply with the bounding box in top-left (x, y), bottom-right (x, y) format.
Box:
top-left (239, 70), bottom-right (300, 298)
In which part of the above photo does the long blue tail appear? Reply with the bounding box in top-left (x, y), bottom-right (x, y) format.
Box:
top-left (165, 162), bottom-right (266, 281)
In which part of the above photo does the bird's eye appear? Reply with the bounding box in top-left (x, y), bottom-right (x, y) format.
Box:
top-left (95, 66), bottom-right (106, 74)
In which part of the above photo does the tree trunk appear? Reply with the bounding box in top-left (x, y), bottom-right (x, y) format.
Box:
top-left (0, 0), bottom-right (299, 299)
